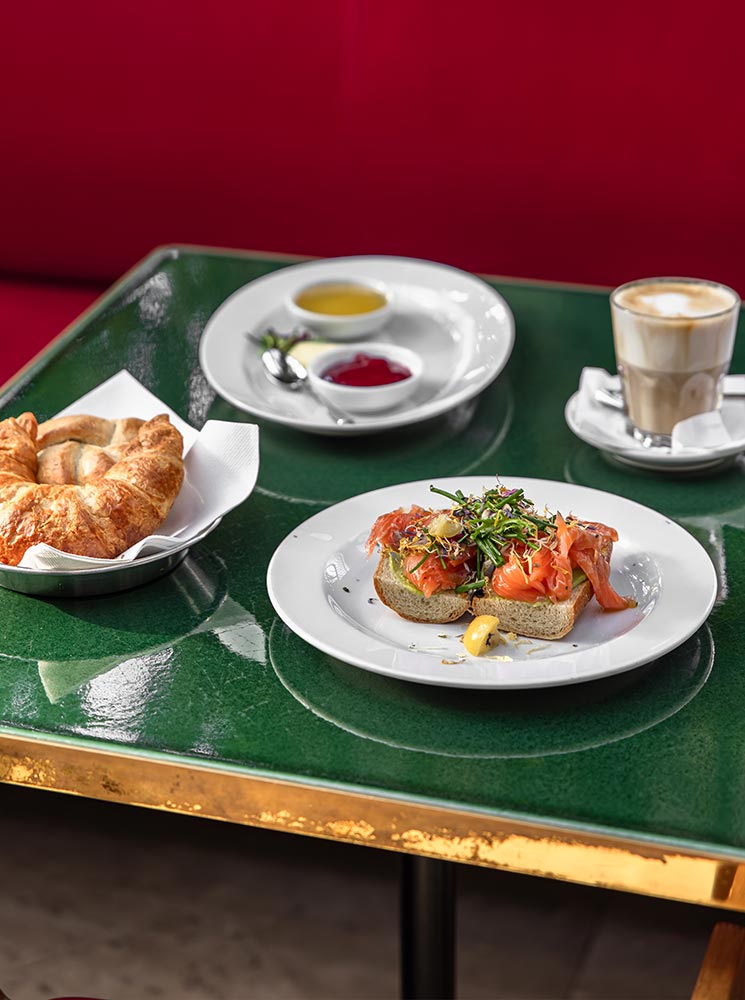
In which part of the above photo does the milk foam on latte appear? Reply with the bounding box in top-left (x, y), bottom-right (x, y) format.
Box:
top-left (616, 282), bottom-right (735, 319)
top-left (611, 278), bottom-right (739, 439)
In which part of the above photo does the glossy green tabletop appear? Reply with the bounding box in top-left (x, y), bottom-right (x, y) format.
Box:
top-left (1, 248), bottom-right (744, 892)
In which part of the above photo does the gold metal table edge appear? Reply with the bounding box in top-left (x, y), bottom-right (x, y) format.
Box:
top-left (2, 732), bottom-right (744, 912)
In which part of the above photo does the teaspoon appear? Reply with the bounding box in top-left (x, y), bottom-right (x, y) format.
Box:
top-left (260, 348), bottom-right (356, 426)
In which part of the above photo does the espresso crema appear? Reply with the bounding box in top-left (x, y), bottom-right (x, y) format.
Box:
top-left (611, 279), bottom-right (739, 438)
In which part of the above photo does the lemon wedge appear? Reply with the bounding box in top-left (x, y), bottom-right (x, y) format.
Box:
top-left (463, 615), bottom-right (502, 656)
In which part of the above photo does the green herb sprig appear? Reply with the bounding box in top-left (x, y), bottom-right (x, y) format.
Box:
top-left (429, 484), bottom-right (556, 568)
top-left (249, 327), bottom-right (311, 355)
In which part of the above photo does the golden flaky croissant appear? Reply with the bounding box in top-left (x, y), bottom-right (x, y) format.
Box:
top-left (36, 414), bottom-right (145, 485)
top-left (0, 412), bottom-right (184, 565)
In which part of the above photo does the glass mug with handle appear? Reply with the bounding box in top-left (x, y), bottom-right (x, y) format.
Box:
top-left (610, 277), bottom-right (740, 447)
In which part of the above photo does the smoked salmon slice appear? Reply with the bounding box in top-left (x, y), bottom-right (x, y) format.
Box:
top-left (367, 491), bottom-right (635, 612)
top-left (490, 514), bottom-right (634, 609)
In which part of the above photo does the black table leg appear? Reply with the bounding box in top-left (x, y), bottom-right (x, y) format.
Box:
top-left (400, 854), bottom-right (456, 999)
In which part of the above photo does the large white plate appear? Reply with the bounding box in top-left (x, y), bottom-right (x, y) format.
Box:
top-left (267, 477), bottom-right (717, 689)
top-left (199, 256), bottom-right (514, 435)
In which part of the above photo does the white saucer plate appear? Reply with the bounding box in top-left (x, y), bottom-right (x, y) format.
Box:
top-left (199, 256), bottom-right (514, 435)
top-left (267, 477), bottom-right (717, 689)
top-left (565, 391), bottom-right (745, 471)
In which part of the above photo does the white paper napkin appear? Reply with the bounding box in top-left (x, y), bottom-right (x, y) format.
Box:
top-left (17, 370), bottom-right (260, 570)
top-left (670, 410), bottom-right (731, 451)
top-left (575, 367), bottom-right (745, 454)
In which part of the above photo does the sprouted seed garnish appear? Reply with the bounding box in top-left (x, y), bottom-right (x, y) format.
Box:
top-left (430, 485), bottom-right (555, 567)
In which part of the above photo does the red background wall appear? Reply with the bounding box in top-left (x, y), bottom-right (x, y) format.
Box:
top-left (1, 0), bottom-right (744, 376)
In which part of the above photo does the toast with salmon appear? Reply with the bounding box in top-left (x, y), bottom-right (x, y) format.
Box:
top-left (470, 574), bottom-right (595, 640)
top-left (366, 483), bottom-right (634, 640)
top-left (373, 551), bottom-right (598, 638)
top-left (373, 550), bottom-right (471, 623)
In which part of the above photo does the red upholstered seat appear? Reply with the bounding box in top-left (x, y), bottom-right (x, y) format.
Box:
top-left (0, 277), bottom-right (102, 386)
top-left (1, 1), bottom-right (743, 382)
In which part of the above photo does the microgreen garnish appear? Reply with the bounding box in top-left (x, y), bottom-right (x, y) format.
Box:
top-left (426, 484), bottom-right (557, 568)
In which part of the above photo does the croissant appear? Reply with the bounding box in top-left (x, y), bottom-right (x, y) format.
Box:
top-left (36, 414), bottom-right (145, 485)
top-left (0, 412), bottom-right (184, 565)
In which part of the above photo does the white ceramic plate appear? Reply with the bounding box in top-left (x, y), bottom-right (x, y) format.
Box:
top-left (199, 256), bottom-right (514, 435)
top-left (267, 477), bottom-right (717, 689)
top-left (565, 389), bottom-right (745, 472)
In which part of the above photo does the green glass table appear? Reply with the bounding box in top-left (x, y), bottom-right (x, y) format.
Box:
top-left (1, 247), bottom-right (744, 993)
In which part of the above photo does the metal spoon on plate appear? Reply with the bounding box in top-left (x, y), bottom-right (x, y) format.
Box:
top-left (260, 348), bottom-right (356, 426)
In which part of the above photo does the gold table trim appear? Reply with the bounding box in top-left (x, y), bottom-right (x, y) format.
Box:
top-left (2, 732), bottom-right (744, 913)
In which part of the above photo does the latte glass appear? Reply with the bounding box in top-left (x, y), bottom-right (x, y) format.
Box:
top-left (610, 277), bottom-right (740, 447)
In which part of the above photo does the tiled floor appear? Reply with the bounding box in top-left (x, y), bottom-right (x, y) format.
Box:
top-left (0, 784), bottom-right (721, 999)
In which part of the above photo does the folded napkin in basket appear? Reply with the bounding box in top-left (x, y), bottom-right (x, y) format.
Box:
top-left (576, 368), bottom-right (745, 454)
top-left (17, 370), bottom-right (259, 570)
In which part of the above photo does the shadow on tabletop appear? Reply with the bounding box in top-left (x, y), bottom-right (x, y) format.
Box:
top-left (269, 618), bottom-right (714, 759)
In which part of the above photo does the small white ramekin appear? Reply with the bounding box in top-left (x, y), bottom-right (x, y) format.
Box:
top-left (306, 343), bottom-right (422, 414)
top-left (286, 278), bottom-right (393, 339)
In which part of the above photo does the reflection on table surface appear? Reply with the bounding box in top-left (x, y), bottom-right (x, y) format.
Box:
top-left (271, 620), bottom-right (713, 758)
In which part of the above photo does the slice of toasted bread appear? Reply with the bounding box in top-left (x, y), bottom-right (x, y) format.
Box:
top-left (471, 578), bottom-right (594, 640)
top-left (372, 538), bottom-right (612, 638)
top-left (471, 536), bottom-right (613, 640)
top-left (373, 552), bottom-right (470, 623)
